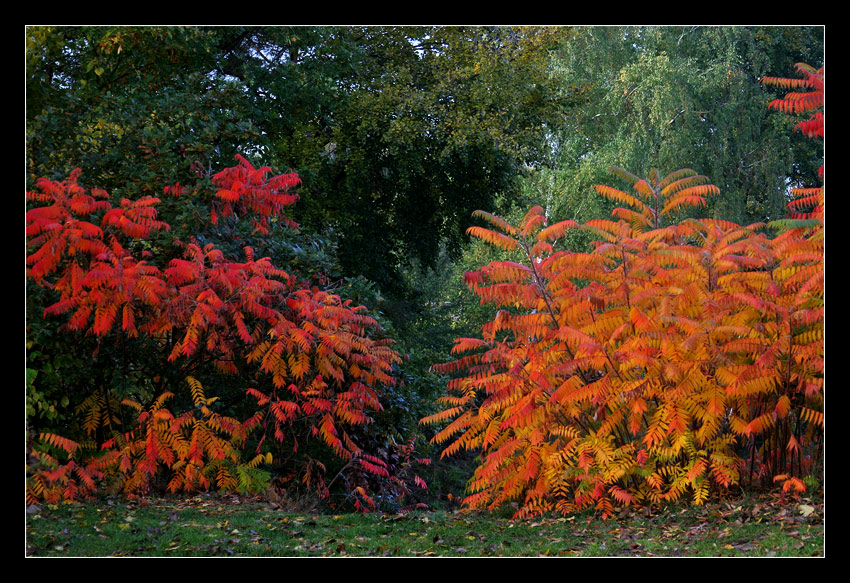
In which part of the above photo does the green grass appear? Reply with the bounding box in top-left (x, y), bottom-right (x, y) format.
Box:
top-left (26, 492), bottom-right (824, 557)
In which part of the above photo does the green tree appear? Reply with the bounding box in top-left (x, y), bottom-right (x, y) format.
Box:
top-left (540, 26), bottom-right (824, 231)
top-left (235, 26), bottom-right (572, 299)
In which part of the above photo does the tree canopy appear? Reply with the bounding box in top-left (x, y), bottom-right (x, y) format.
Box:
top-left (534, 26), bottom-right (823, 231)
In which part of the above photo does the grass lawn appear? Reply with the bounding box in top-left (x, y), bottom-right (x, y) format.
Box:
top-left (26, 491), bottom-right (824, 558)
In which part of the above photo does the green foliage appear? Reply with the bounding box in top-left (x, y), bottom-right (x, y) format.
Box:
top-left (247, 26), bottom-right (572, 295)
top-left (545, 26), bottom-right (823, 228)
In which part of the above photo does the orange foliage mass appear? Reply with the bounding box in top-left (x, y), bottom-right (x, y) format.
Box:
top-left (423, 65), bottom-right (823, 516)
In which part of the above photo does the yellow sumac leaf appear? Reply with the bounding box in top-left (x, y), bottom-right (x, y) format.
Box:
top-left (466, 226), bottom-right (518, 250)
top-left (745, 413), bottom-right (774, 436)
top-left (774, 395), bottom-right (791, 419)
top-left (799, 407), bottom-right (824, 427)
top-left (521, 212), bottom-right (546, 236)
top-left (471, 210), bottom-right (518, 235)
top-left (536, 220), bottom-right (578, 242)
top-left (593, 185), bottom-right (648, 213)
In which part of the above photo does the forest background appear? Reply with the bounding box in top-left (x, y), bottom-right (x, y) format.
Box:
top-left (25, 25), bottom-right (824, 514)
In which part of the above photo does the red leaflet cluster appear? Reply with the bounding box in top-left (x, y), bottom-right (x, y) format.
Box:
top-left (211, 153), bottom-right (301, 234)
top-left (27, 156), bottom-right (407, 506)
top-left (26, 170), bottom-right (112, 282)
top-left (763, 63), bottom-right (824, 138)
top-left (762, 63), bottom-right (825, 224)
